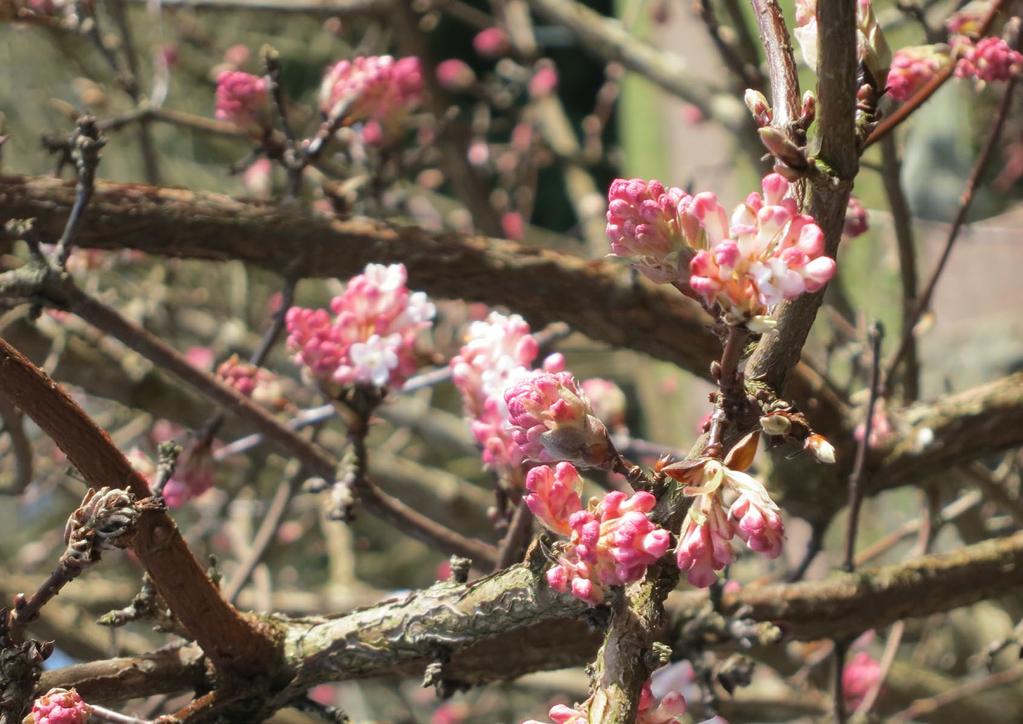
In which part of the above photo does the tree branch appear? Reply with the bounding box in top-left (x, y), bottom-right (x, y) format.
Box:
top-left (0, 337), bottom-right (279, 678)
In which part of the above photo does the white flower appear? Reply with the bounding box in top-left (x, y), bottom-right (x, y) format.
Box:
top-left (348, 333), bottom-right (401, 386)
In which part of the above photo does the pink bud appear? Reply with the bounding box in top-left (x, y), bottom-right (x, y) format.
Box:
top-left (473, 27), bottom-right (511, 58)
top-left (435, 59), bottom-right (476, 92)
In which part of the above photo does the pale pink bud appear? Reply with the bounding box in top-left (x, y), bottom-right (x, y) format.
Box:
top-left (843, 652), bottom-right (882, 710)
top-left (473, 27), bottom-right (511, 58)
top-left (844, 195), bottom-right (869, 238)
top-left (729, 492), bottom-right (784, 558)
top-left (215, 70), bottom-right (269, 132)
top-left (435, 58), bottom-right (476, 91)
top-left (525, 462), bottom-right (583, 536)
top-left (946, 1), bottom-right (991, 35)
top-left (528, 63), bottom-right (559, 98)
top-left (242, 157), bottom-right (273, 198)
top-left (675, 495), bottom-right (734, 588)
top-left (501, 210), bottom-right (525, 240)
top-left (743, 88), bottom-right (772, 127)
top-left (29, 688), bottom-right (91, 724)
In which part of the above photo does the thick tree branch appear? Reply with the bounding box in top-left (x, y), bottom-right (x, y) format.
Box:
top-left (35, 531), bottom-right (1023, 709)
top-left (0, 174), bottom-right (844, 435)
top-left (0, 337), bottom-right (279, 678)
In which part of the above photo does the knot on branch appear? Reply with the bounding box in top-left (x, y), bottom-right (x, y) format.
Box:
top-left (63, 487), bottom-right (144, 568)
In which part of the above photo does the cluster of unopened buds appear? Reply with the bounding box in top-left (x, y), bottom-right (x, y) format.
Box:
top-left (524, 679), bottom-right (686, 724)
top-left (660, 433), bottom-right (784, 587)
top-left (608, 173), bottom-right (836, 329)
top-left (214, 70), bottom-right (270, 135)
top-left (286, 262), bottom-right (435, 393)
top-left (526, 462), bottom-right (671, 604)
top-left (216, 354), bottom-right (285, 409)
top-left (319, 55), bottom-right (423, 144)
top-left (26, 687), bottom-right (91, 724)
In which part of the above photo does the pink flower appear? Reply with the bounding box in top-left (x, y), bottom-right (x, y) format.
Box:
top-left (674, 493), bottom-right (734, 588)
top-left (946, 2), bottom-right (992, 36)
top-left (662, 432), bottom-right (784, 585)
top-left (319, 55), bottom-right (423, 142)
top-left (843, 652), bottom-right (882, 709)
top-left (29, 688), bottom-right (91, 724)
top-left (954, 35), bottom-right (1023, 84)
top-left (529, 63), bottom-right (559, 98)
top-left (473, 27), bottom-right (510, 58)
top-left (504, 370), bottom-right (612, 468)
top-left (286, 263), bottom-right (435, 391)
top-left (688, 173), bottom-right (835, 327)
top-left (214, 70), bottom-right (269, 133)
top-left (435, 59), bottom-right (476, 92)
top-left (581, 378), bottom-right (627, 432)
top-left (853, 396), bottom-right (896, 450)
top-left (885, 45), bottom-right (950, 101)
top-left (525, 463), bottom-right (583, 536)
top-left (545, 480), bottom-right (670, 604)
top-left (605, 178), bottom-right (726, 285)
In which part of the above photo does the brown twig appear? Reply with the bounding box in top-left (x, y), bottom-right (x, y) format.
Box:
top-left (879, 134), bottom-right (920, 401)
top-left (884, 73), bottom-right (1018, 390)
top-left (889, 663), bottom-right (1023, 722)
top-left (750, 0), bottom-right (800, 126)
top-left (844, 322), bottom-right (884, 572)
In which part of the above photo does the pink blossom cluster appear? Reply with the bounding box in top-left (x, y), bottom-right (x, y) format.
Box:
top-left (29, 688), bottom-right (91, 724)
top-left (505, 370), bottom-right (613, 469)
top-left (605, 177), bottom-right (725, 285)
top-left (687, 174), bottom-right (836, 327)
top-left (451, 312), bottom-right (539, 483)
top-left (525, 680), bottom-right (686, 723)
top-left (318, 55), bottom-right (423, 143)
top-left (286, 263), bottom-right (435, 391)
top-left (662, 434), bottom-right (784, 588)
top-left (954, 35), bottom-right (1023, 84)
top-left (214, 70), bottom-right (269, 132)
top-left (885, 45), bottom-right (951, 101)
top-left (216, 355), bottom-right (283, 408)
top-left (526, 463), bottom-right (671, 605)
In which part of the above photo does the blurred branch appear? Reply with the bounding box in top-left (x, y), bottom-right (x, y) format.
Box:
top-left (750, 0), bottom-right (799, 126)
top-left (121, 0), bottom-right (389, 12)
top-left (0, 337), bottom-right (278, 677)
top-left (525, 0), bottom-right (750, 135)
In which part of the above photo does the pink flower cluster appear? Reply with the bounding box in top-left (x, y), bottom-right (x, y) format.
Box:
top-left (286, 263), bottom-right (435, 391)
top-left (954, 35), bottom-right (1023, 84)
top-left (662, 434), bottom-right (784, 588)
top-left (527, 463), bottom-right (670, 605)
top-left (605, 178), bottom-right (724, 285)
top-left (526, 680), bottom-right (686, 724)
top-left (505, 370), bottom-right (613, 469)
top-left (29, 688), bottom-right (91, 724)
top-left (215, 70), bottom-right (269, 133)
top-left (687, 174), bottom-right (836, 327)
top-left (451, 312), bottom-right (539, 484)
top-left (318, 55), bottom-right (423, 143)
top-left (216, 355), bottom-right (283, 408)
top-left (885, 45), bottom-right (951, 101)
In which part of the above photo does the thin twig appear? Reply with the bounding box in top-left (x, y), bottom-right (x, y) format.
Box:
top-left (844, 322), bottom-right (884, 572)
top-left (889, 663), bottom-right (1023, 722)
top-left (53, 116), bottom-right (105, 270)
top-left (494, 500), bottom-right (533, 570)
top-left (884, 72), bottom-right (1018, 389)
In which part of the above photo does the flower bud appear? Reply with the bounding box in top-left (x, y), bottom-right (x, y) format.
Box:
top-left (743, 88), bottom-right (772, 127)
top-left (804, 433), bottom-right (836, 464)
